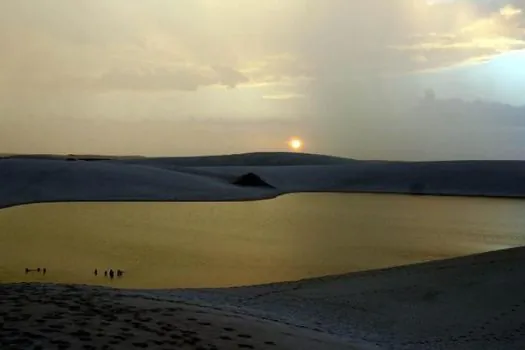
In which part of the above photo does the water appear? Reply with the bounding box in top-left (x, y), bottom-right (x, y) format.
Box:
top-left (1, 193), bottom-right (524, 289)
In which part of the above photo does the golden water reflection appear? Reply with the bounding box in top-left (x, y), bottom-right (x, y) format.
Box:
top-left (1, 193), bottom-right (525, 288)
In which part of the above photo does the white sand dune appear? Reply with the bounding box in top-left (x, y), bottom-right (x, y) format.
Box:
top-left (2, 152), bottom-right (525, 209)
top-left (1, 152), bottom-right (524, 348)
top-left (1, 247), bottom-right (524, 349)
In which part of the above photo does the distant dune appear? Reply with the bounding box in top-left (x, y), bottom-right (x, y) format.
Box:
top-left (1, 152), bottom-right (525, 208)
top-left (0, 152), bottom-right (352, 165)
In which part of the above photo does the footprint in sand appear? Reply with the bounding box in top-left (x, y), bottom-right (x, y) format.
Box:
top-left (41, 328), bottom-right (60, 334)
top-left (183, 337), bottom-right (201, 346)
top-left (52, 322), bottom-right (68, 328)
top-left (131, 341), bottom-right (149, 348)
top-left (161, 326), bottom-right (172, 333)
top-left (165, 340), bottom-right (181, 346)
top-left (50, 339), bottom-right (71, 347)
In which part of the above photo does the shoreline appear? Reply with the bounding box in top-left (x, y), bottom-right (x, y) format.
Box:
top-left (2, 246), bottom-right (525, 349)
top-left (2, 189), bottom-right (525, 211)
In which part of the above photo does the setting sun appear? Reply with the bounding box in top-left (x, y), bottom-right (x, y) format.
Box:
top-left (288, 138), bottom-right (303, 152)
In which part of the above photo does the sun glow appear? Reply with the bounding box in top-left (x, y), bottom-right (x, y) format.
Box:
top-left (288, 137), bottom-right (303, 152)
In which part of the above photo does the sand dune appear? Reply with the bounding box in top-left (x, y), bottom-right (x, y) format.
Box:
top-left (1, 152), bottom-right (524, 348)
top-left (2, 247), bottom-right (524, 349)
top-left (2, 152), bottom-right (525, 209)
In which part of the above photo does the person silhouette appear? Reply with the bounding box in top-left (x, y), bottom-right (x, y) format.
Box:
top-left (117, 269), bottom-right (123, 277)
top-left (109, 269), bottom-right (114, 279)
top-left (104, 270), bottom-right (108, 277)
top-left (94, 269), bottom-right (98, 276)
top-left (37, 268), bottom-right (41, 272)
top-left (25, 268), bottom-right (29, 274)
top-left (42, 268), bottom-right (46, 275)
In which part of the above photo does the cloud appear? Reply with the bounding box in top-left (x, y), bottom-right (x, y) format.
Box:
top-left (93, 66), bottom-right (248, 91)
top-left (392, 3), bottom-right (525, 71)
top-left (1, 1), bottom-right (525, 158)
top-left (240, 54), bottom-right (312, 85)
top-left (2, 1), bottom-right (523, 94)
top-left (262, 93), bottom-right (305, 100)
top-left (212, 66), bottom-right (250, 88)
top-left (500, 4), bottom-right (523, 18)
top-left (2, 66), bottom-right (248, 96)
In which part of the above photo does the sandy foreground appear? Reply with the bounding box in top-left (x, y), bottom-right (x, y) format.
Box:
top-left (2, 247), bottom-right (525, 349)
top-left (0, 285), bottom-right (359, 350)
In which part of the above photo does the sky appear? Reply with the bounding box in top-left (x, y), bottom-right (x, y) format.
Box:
top-left (0, 0), bottom-right (524, 160)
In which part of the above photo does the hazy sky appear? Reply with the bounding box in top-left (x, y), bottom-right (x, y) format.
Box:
top-left (1, 1), bottom-right (524, 159)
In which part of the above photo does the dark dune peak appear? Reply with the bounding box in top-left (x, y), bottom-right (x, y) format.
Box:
top-left (232, 173), bottom-right (275, 188)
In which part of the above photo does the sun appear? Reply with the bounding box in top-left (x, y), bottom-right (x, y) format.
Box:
top-left (288, 137), bottom-right (303, 152)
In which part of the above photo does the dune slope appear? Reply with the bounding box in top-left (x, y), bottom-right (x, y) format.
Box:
top-left (2, 153), bottom-right (525, 208)
top-left (1, 247), bottom-right (524, 349)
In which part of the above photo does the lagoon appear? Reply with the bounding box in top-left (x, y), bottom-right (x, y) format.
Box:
top-left (1, 193), bottom-right (524, 288)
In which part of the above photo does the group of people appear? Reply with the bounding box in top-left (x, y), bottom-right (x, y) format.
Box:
top-left (25, 267), bottom-right (46, 275)
top-left (93, 268), bottom-right (124, 279)
top-left (23, 267), bottom-right (126, 280)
